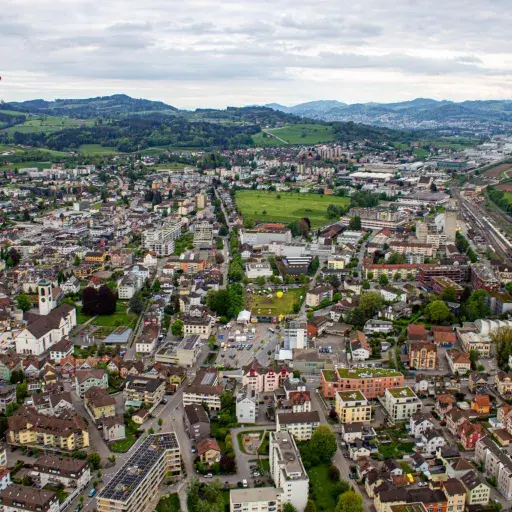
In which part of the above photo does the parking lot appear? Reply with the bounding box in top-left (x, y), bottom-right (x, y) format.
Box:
top-left (216, 325), bottom-right (268, 368)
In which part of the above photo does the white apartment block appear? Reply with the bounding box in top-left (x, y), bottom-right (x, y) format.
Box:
top-left (142, 222), bottom-right (182, 256)
top-left (275, 412), bottom-right (320, 441)
top-left (476, 436), bottom-right (512, 500)
top-left (236, 387), bottom-right (259, 424)
top-left (383, 387), bottom-right (422, 422)
top-left (230, 488), bottom-right (283, 512)
top-left (283, 322), bottom-right (306, 350)
top-left (269, 432), bottom-right (309, 512)
top-left (97, 434), bottom-right (182, 512)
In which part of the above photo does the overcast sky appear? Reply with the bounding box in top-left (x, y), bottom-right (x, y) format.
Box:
top-left (2, 0), bottom-right (512, 108)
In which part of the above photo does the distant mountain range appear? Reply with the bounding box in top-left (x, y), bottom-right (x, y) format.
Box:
top-left (263, 98), bottom-right (512, 129)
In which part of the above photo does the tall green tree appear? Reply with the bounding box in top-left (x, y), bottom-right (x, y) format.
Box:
top-left (335, 491), bottom-right (364, 512)
top-left (16, 294), bottom-right (32, 312)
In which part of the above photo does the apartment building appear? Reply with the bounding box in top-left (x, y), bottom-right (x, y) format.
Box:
top-left (471, 264), bottom-right (500, 293)
top-left (475, 436), bottom-right (512, 500)
top-left (0, 485), bottom-right (59, 512)
top-left (32, 454), bottom-right (91, 490)
top-left (97, 433), bottom-right (182, 512)
top-left (431, 277), bottom-right (463, 301)
top-left (460, 470), bottom-right (490, 507)
top-left (383, 387), bottom-right (422, 422)
top-left (269, 432), bottom-right (309, 512)
top-left (446, 350), bottom-right (471, 374)
top-left (7, 408), bottom-right (89, 451)
top-left (183, 369), bottom-right (223, 412)
top-left (283, 322), bottom-right (307, 351)
top-left (363, 263), bottom-right (427, 280)
top-left (230, 487), bottom-right (283, 512)
top-left (305, 286), bottom-right (333, 307)
top-left (343, 207), bottom-right (408, 230)
top-left (242, 361), bottom-right (292, 393)
top-left (75, 369), bottom-right (108, 398)
top-left (389, 241), bottom-right (435, 257)
top-left (193, 221), bottom-right (213, 247)
top-left (84, 386), bottom-right (116, 423)
top-left (335, 390), bottom-right (372, 424)
top-left (236, 387), bottom-right (259, 424)
top-left (182, 317), bottom-right (212, 340)
top-left (183, 403), bottom-right (210, 442)
top-left (142, 222), bottom-right (182, 256)
top-left (495, 372), bottom-right (512, 396)
top-left (123, 376), bottom-right (166, 411)
top-left (321, 367), bottom-right (404, 399)
top-left (275, 411), bottom-right (320, 441)
top-left (0, 385), bottom-right (16, 413)
top-left (418, 265), bottom-right (467, 289)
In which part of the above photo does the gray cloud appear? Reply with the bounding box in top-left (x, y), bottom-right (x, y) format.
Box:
top-left (0, 0), bottom-right (511, 106)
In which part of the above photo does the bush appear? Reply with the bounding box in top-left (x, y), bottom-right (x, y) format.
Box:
top-left (328, 465), bottom-right (340, 481)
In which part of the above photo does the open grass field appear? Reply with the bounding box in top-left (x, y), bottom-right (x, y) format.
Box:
top-left (483, 163), bottom-right (512, 178)
top-left (247, 288), bottom-right (303, 317)
top-left (151, 162), bottom-right (190, 170)
top-left (235, 190), bottom-right (350, 228)
top-left (504, 192), bottom-right (512, 206)
top-left (78, 144), bottom-right (120, 155)
top-left (413, 147), bottom-right (429, 158)
top-left (2, 116), bottom-right (94, 134)
top-left (0, 160), bottom-right (52, 169)
top-left (253, 124), bottom-right (334, 146)
top-left (252, 123), bottom-right (335, 146)
top-left (307, 464), bottom-right (339, 512)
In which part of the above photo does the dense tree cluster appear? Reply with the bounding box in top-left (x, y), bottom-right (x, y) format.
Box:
top-left (82, 286), bottom-right (117, 316)
top-left (487, 186), bottom-right (512, 215)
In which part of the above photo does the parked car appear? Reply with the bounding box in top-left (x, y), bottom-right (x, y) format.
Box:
top-left (242, 479), bottom-right (248, 488)
top-left (205, 473), bottom-right (213, 478)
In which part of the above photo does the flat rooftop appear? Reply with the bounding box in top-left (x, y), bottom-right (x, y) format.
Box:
top-left (336, 367), bottom-right (403, 379)
top-left (230, 487), bottom-right (282, 504)
top-left (386, 386), bottom-right (417, 399)
top-left (271, 431), bottom-right (308, 480)
top-left (98, 433), bottom-right (180, 503)
top-left (336, 390), bottom-right (367, 402)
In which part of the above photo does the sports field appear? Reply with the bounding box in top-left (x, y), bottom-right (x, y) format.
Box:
top-left (252, 123), bottom-right (335, 146)
top-left (247, 288), bottom-right (303, 316)
top-left (235, 190), bottom-right (350, 228)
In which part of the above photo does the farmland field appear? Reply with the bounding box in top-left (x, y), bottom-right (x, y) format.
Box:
top-left (235, 190), bottom-right (350, 227)
top-left (247, 288), bottom-right (304, 317)
top-left (252, 124), bottom-right (335, 146)
top-left (483, 163), bottom-right (512, 178)
top-left (0, 160), bottom-right (52, 169)
top-left (78, 144), bottom-right (120, 155)
top-left (2, 116), bottom-right (94, 134)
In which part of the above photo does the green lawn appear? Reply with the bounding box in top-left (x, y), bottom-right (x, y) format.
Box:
top-left (91, 309), bottom-right (137, 327)
top-left (156, 494), bottom-right (181, 512)
top-left (151, 162), bottom-right (190, 170)
top-left (235, 190), bottom-right (350, 228)
top-left (76, 311), bottom-right (93, 324)
top-left (413, 148), bottom-right (429, 158)
top-left (252, 124), bottom-right (335, 146)
top-left (109, 437), bottom-right (136, 453)
top-left (247, 288), bottom-right (303, 316)
top-left (307, 464), bottom-right (339, 512)
top-left (78, 144), bottom-right (120, 155)
top-left (0, 160), bottom-right (52, 169)
top-left (3, 116), bottom-right (94, 134)
top-left (252, 132), bottom-right (284, 147)
top-left (504, 192), bottom-right (512, 206)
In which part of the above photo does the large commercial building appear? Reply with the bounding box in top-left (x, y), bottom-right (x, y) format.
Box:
top-left (97, 433), bottom-right (182, 512)
top-left (321, 367), bottom-right (404, 399)
top-left (418, 265), bottom-right (469, 289)
top-left (155, 334), bottom-right (202, 367)
top-left (240, 226), bottom-right (292, 246)
top-left (269, 432), bottom-right (309, 512)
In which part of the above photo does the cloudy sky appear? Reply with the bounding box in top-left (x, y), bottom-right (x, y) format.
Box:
top-left (2, 0), bottom-right (512, 108)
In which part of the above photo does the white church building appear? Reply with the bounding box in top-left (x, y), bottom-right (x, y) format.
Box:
top-left (15, 280), bottom-right (77, 356)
